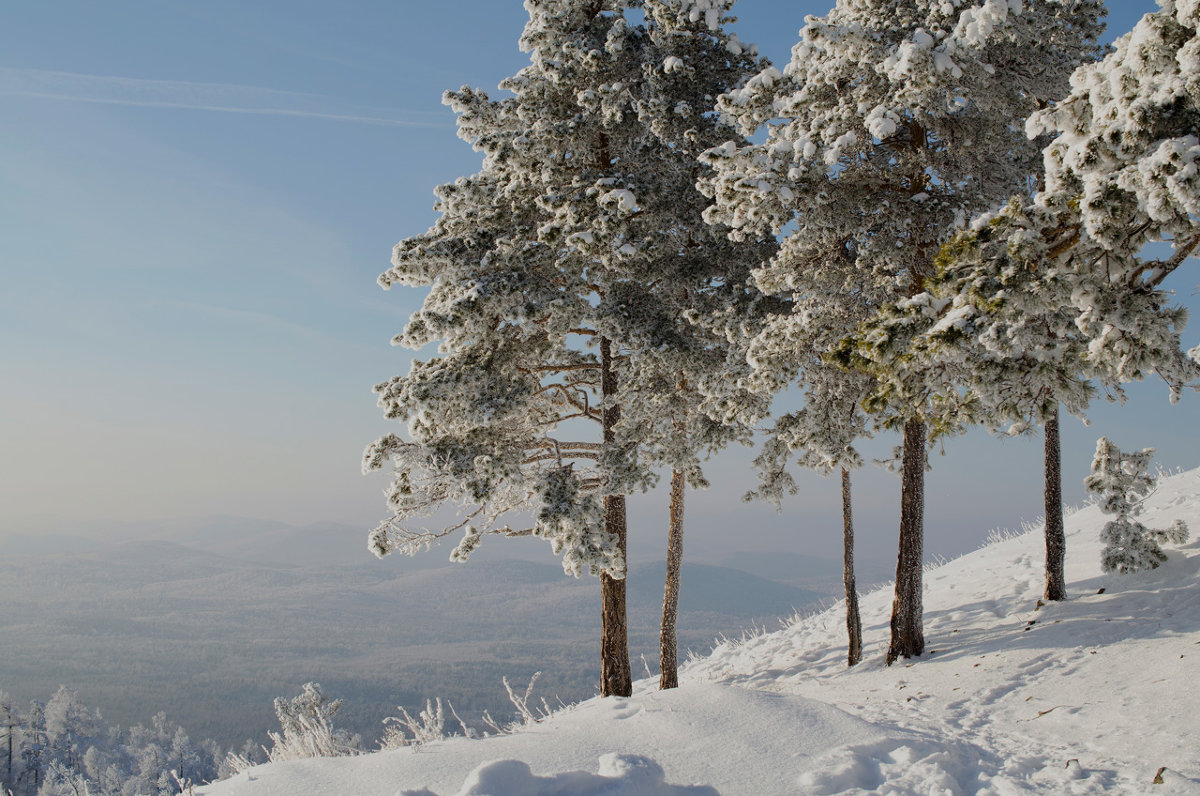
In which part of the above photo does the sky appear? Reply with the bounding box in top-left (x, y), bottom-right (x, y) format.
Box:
top-left (1, 0), bottom-right (1191, 570)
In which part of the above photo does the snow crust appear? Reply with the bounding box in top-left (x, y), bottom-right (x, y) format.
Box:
top-left (201, 468), bottom-right (1200, 795)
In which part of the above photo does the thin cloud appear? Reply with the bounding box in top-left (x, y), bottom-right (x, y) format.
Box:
top-left (0, 67), bottom-right (447, 127)
top-left (147, 299), bottom-right (347, 345)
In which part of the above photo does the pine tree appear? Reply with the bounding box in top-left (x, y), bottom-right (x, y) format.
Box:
top-left (21, 700), bottom-right (45, 796)
top-left (989, 0), bottom-right (1200, 391)
top-left (836, 195), bottom-right (1104, 603)
top-left (365, 0), bottom-right (768, 697)
top-left (743, 360), bottom-right (873, 666)
top-left (44, 686), bottom-right (100, 775)
top-left (845, 1), bottom-right (1200, 602)
top-left (0, 691), bottom-right (16, 792)
top-left (626, 0), bottom-right (774, 691)
top-left (840, 466), bottom-right (863, 665)
top-left (1086, 438), bottom-right (1189, 573)
top-left (703, 0), bottom-right (1103, 663)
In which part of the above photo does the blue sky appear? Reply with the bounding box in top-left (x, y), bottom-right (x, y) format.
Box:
top-left (2, 0), bottom-right (1191, 568)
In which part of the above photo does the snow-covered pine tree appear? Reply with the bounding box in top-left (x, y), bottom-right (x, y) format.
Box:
top-left (985, 0), bottom-right (1200, 390)
top-left (844, 1), bottom-right (1200, 602)
top-left (1086, 437), bottom-right (1189, 572)
top-left (623, 0), bottom-right (775, 691)
top-left (703, 0), bottom-right (1104, 663)
top-left (836, 196), bottom-right (1103, 603)
top-left (0, 691), bottom-right (15, 792)
top-left (43, 687), bottom-right (100, 775)
top-left (743, 357), bottom-right (874, 666)
top-left (1028, 0), bottom-right (1200, 313)
top-left (20, 701), bottom-right (45, 796)
top-left (365, 0), bottom-right (769, 697)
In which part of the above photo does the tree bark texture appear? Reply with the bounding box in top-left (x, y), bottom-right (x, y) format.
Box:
top-left (659, 468), bottom-right (685, 689)
top-left (599, 337), bottom-right (632, 697)
top-left (887, 418), bottom-right (926, 665)
top-left (1043, 406), bottom-right (1067, 601)
top-left (842, 468), bottom-right (863, 667)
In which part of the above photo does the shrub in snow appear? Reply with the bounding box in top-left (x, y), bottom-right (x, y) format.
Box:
top-left (481, 672), bottom-right (556, 735)
top-left (380, 699), bottom-right (447, 750)
top-left (262, 683), bottom-right (358, 763)
top-left (1086, 438), bottom-right (1189, 573)
top-left (380, 698), bottom-right (479, 750)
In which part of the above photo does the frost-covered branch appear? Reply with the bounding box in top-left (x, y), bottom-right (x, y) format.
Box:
top-left (379, 699), bottom-right (455, 750)
top-left (480, 673), bottom-right (554, 734)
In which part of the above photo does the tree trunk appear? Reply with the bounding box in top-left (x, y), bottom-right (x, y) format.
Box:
top-left (599, 337), bottom-right (632, 697)
top-left (659, 468), bottom-right (685, 689)
top-left (1043, 405), bottom-right (1067, 601)
top-left (887, 418), bottom-right (926, 665)
top-left (842, 468), bottom-right (863, 666)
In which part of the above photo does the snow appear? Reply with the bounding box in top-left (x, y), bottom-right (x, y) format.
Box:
top-left (864, 106), bottom-right (899, 140)
top-left (201, 468), bottom-right (1200, 795)
top-left (952, 0), bottom-right (1015, 49)
top-left (602, 188), bottom-right (640, 214)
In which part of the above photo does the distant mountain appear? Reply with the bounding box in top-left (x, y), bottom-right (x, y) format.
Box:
top-left (625, 561), bottom-right (822, 618)
top-left (0, 532), bottom-right (108, 558)
top-left (167, 517), bottom-right (390, 569)
top-left (0, 523), bottom-right (827, 747)
top-left (708, 549), bottom-right (893, 592)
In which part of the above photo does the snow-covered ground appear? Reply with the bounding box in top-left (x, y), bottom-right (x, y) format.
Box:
top-left (199, 468), bottom-right (1200, 795)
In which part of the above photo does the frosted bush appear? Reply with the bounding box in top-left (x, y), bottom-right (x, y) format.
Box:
top-left (380, 698), bottom-right (477, 750)
top-left (263, 683), bottom-right (359, 763)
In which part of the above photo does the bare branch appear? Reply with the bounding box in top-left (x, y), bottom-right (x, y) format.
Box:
top-left (1140, 230), bottom-right (1200, 288)
top-left (532, 411), bottom-right (601, 429)
top-left (519, 363), bottom-right (600, 374)
top-left (522, 452), bottom-right (600, 465)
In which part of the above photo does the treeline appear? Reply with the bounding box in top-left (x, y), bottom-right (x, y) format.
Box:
top-left (0, 687), bottom-right (257, 796)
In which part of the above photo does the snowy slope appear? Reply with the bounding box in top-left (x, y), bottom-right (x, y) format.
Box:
top-left (199, 468), bottom-right (1200, 795)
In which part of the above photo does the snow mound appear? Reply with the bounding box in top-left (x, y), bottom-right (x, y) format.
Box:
top-left (202, 467), bottom-right (1200, 795)
top-left (424, 754), bottom-right (716, 796)
top-left (206, 684), bottom-right (908, 795)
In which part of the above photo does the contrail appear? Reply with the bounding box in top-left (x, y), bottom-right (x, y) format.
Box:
top-left (0, 67), bottom-right (446, 127)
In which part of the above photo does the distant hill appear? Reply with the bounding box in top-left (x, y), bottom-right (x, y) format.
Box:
top-left (708, 549), bottom-right (893, 592)
top-left (0, 521), bottom-right (826, 747)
